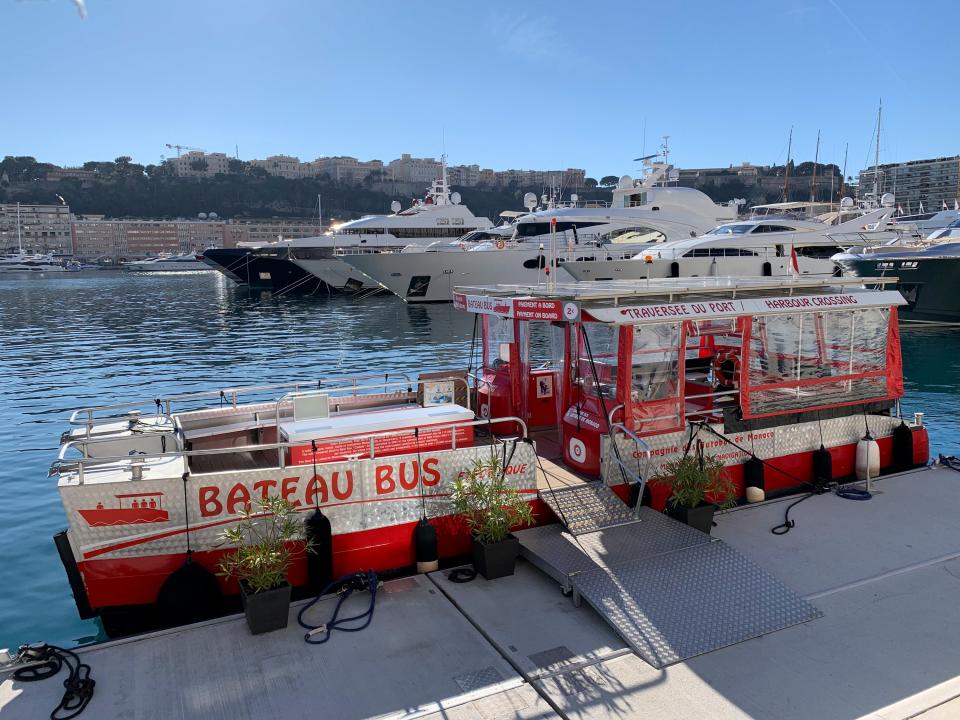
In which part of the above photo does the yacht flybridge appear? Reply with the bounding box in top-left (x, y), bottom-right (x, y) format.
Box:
top-left (49, 275), bottom-right (926, 635)
top-left (341, 162), bottom-right (741, 303)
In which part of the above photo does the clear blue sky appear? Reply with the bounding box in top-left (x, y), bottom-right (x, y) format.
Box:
top-left (5, 0), bottom-right (957, 178)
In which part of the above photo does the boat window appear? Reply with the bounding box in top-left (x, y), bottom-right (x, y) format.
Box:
top-left (707, 224), bottom-right (753, 236)
top-left (606, 226), bottom-right (667, 244)
top-left (751, 225), bottom-right (797, 233)
top-left (484, 315), bottom-right (514, 371)
top-left (795, 245), bottom-right (842, 259)
top-left (683, 247), bottom-right (758, 257)
top-left (577, 323), bottom-right (618, 400)
top-left (630, 322), bottom-right (683, 434)
top-left (405, 275), bottom-right (431, 298)
top-left (515, 221), bottom-right (603, 238)
top-left (744, 308), bottom-right (890, 417)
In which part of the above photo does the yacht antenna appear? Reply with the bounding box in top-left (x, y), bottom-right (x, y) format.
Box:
top-left (810, 129), bottom-right (820, 208)
top-left (661, 135), bottom-right (670, 168)
top-left (783, 126), bottom-right (793, 201)
top-left (16, 201), bottom-right (22, 254)
top-left (317, 193), bottom-right (322, 229)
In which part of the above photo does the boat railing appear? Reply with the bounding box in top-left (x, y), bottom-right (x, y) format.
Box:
top-left (608, 423), bottom-right (652, 517)
top-left (54, 415), bottom-right (528, 484)
top-left (67, 373), bottom-right (416, 436)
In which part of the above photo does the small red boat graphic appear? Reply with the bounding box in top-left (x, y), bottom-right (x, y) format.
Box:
top-left (78, 492), bottom-right (169, 527)
top-left (492, 303), bottom-right (511, 315)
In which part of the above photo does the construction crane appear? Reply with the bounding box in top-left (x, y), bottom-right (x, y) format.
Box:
top-left (165, 144), bottom-right (203, 158)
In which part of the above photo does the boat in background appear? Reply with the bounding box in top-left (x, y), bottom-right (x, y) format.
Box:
top-left (562, 203), bottom-right (899, 282)
top-left (0, 253), bottom-right (73, 273)
top-left (833, 218), bottom-right (960, 324)
top-left (122, 254), bottom-right (211, 272)
top-left (289, 157), bottom-right (494, 292)
top-left (341, 161), bottom-right (741, 303)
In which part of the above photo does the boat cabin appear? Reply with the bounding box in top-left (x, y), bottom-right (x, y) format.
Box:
top-left (457, 276), bottom-right (927, 505)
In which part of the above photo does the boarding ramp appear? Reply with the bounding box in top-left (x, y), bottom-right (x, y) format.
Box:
top-left (519, 482), bottom-right (822, 668)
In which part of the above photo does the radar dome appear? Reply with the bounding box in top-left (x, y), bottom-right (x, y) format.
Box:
top-left (570, 193), bottom-right (579, 204)
top-left (208, 212), bottom-right (218, 219)
top-left (390, 200), bottom-right (402, 213)
top-left (617, 175), bottom-right (633, 189)
top-left (450, 192), bottom-right (461, 205)
top-left (198, 212), bottom-right (207, 219)
top-left (880, 192), bottom-right (895, 207)
top-left (523, 192), bottom-right (537, 210)
top-left (840, 197), bottom-right (854, 209)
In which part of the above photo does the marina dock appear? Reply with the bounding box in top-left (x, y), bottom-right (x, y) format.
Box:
top-left (5, 463), bottom-right (960, 720)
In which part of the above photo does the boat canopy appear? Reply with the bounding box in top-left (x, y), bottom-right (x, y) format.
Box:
top-left (456, 277), bottom-right (906, 442)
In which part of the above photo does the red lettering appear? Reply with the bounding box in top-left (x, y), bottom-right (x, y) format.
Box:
top-left (198, 486), bottom-right (222, 517)
top-left (226, 483), bottom-right (251, 514)
top-left (331, 470), bottom-right (353, 501)
top-left (376, 465), bottom-right (395, 494)
top-left (305, 475), bottom-right (328, 506)
top-left (253, 479), bottom-right (277, 500)
top-left (281, 476), bottom-right (301, 507)
top-left (421, 458), bottom-right (440, 486)
top-left (398, 461), bottom-right (420, 491)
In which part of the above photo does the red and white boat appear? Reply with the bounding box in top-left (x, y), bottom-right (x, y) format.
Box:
top-left (50, 276), bottom-right (928, 634)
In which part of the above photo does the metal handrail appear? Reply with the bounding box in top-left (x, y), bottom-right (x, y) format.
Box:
top-left (609, 422), bottom-right (653, 519)
top-left (54, 415), bottom-right (529, 484)
top-left (273, 376), bottom-right (472, 467)
top-left (67, 373), bottom-right (415, 435)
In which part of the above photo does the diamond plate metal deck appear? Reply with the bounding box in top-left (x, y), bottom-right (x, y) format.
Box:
top-left (516, 507), bottom-right (712, 588)
top-left (571, 541), bottom-right (822, 668)
top-left (538, 482), bottom-right (640, 535)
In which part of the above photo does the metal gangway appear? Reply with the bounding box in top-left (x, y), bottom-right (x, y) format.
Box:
top-left (516, 426), bottom-right (821, 669)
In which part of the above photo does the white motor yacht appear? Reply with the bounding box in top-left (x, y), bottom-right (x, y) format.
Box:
top-left (122, 254), bottom-right (211, 272)
top-left (562, 203), bottom-right (900, 282)
top-left (341, 162), bottom-right (740, 303)
top-left (289, 157), bottom-right (493, 291)
top-left (0, 253), bottom-right (71, 272)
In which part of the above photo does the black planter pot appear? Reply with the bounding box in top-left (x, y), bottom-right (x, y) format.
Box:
top-left (666, 502), bottom-right (715, 535)
top-left (239, 581), bottom-right (292, 635)
top-left (471, 534), bottom-right (520, 580)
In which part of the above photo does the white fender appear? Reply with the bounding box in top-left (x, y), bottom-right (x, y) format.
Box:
top-left (855, 434), bottom-right (880, 482)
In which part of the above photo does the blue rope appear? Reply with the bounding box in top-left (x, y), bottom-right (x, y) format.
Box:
top-left (297, 571), bottom-right (378, 644)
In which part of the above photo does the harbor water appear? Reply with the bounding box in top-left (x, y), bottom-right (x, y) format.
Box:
top-left (1, 271), bottom-right (958, 650)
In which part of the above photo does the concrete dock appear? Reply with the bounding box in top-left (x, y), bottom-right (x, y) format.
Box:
top-left (4, 464), bottom-right (960, 719)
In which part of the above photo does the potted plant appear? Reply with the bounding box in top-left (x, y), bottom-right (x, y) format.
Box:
top-left (218, 495), bottom-right (308, 634)
top-left (651, 453), bottom-right (736, 534)
top-left (451, 454), bottom-right (534, 579)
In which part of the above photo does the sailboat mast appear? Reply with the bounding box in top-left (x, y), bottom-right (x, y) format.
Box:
top-left (810, 129), bottom-right (820, 205)
top-left (873, 100), bottom-right (882, 198)
top-left (317, 194), bottom-right (322, 230)
top-left (841, 142), bottom-right (849, 199)
top-left (16, 201), bottom-right (22, 254)
top-left (783, 127), bottom-right (793, 201)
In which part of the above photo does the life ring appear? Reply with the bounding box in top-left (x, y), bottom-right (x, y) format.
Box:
top-left (714, 351), bottom-right (740, 388)
top-left (495, 238), bottom-right (506, 250)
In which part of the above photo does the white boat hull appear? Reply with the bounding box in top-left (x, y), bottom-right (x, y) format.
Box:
top-left (343, 247), bottom-right (571, 303)
top-left (290, 257), bottom-right (372, 291)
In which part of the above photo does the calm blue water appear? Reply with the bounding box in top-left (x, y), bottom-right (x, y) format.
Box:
top-left (0, 271), bottom-right (958, 650)
top-left (0, 271), bottom-right (476, 650)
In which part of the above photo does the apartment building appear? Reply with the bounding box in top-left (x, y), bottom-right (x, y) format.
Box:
top-left (858, 156), bottom-right (960, 213)
top-left (167, 151), bottom-right (231, 178)
top-left (250, 155), bottom-right (303, 179)
top-left (0, 203), bottom-right (73, 254)
top-left (388, 154), bottom-right (443, 184)
top-left (309, 156), bottom-right (384, 184)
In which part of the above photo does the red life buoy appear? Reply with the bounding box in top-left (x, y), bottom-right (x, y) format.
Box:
top-left (714, 351), bottom-right (740, 388)
top-left (495, 239), bottom-right (506, 250)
